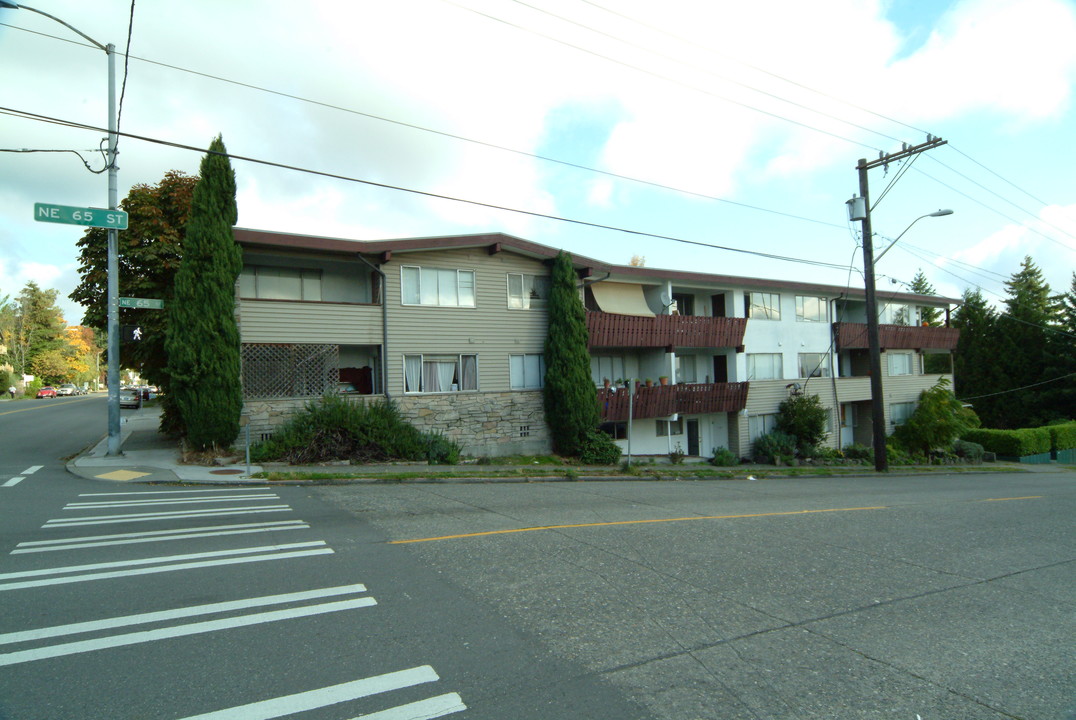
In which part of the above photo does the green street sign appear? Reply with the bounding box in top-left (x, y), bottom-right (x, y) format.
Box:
top-left (34, 202), bottom-right (128, 230)
top-left (119, 297), bottom-right (164, 310)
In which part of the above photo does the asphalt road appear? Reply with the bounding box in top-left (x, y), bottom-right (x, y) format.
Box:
top-left (316, 472), bottom-right (1076, 719)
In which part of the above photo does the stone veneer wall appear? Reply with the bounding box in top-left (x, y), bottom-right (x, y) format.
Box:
top-left (242, 391), bottom-right (552, 458)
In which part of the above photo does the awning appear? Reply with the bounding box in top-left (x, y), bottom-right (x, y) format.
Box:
top-left (590, 282), bottom-right (655, 317)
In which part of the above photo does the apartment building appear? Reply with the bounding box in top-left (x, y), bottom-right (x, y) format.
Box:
top-left (234, 228), bottom-right (960, 459)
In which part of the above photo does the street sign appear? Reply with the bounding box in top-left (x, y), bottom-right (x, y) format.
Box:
top-left (34, 202), bottom-right (128, 230)
top-left (119, 296), bottom-right (165, 310)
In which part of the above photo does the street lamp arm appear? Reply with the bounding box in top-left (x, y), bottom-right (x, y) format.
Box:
top-left (874, 209), bottom-right (953, 264)
top-left (0, 2), bottom-right (107, 50)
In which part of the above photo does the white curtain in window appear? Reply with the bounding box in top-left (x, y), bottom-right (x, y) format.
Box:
top-left (436, 361), bottom-right (456, 391)
top-left (404, 355), bottom-right (422, 392)
top-left (461, 355), bottom-right (477, 389)
top-left (402, 267), bottom-right (421, 305)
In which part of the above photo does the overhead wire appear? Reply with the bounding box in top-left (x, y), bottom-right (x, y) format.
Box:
top-left (0, 105), bottom-right (862, 274)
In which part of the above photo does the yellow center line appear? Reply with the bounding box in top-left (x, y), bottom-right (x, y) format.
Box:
top-left (980, 496), bottom-right (1043, 502)
top-left (388, 505), bottom-right (889, 544)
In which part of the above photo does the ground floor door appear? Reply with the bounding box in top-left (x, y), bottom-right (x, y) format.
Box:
top-left (687, 419), bottom-right (700, 456)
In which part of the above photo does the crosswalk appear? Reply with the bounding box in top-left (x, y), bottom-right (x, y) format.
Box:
top-left (1, 464), bottom-right (42, 487)
top-left (1, 485), bottom-right (467, 719)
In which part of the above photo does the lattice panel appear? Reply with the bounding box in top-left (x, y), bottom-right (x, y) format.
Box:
top-left (242, 343), bottom-right (339, 399)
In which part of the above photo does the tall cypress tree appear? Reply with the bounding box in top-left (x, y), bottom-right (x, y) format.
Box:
top-left (952, 288), bottom-right (1006, 426)
top-left (997, 257), bottom-right (1053, 427)
top-left (543, 250), bottom-right (598, 456)
top-left (1045, 272), bottom-right (1076, 421)
top-left (165, 136), bottom-right (243, 449)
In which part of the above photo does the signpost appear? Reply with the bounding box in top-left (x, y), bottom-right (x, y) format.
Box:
top-left (34, 202), bottom-right (128, 230)
top-left (119, 297), bottom-right (165, 310)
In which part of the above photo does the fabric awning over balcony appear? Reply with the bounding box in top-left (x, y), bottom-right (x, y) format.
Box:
top-left (590, 282), bottom-right (655, 317)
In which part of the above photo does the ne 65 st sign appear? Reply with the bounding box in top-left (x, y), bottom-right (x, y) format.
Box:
top-left (34, 202), bottom-right (128, 230)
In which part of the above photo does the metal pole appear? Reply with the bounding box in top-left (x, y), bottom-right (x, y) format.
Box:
top-left (106, 43), bottom-right (121, 455)
top-left (857, 160), bottom-right (887, 472)
top-left (626, 379), bottom-right (633, 466)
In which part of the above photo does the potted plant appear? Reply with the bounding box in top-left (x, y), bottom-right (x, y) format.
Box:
top-left (602, 377), bottom-right (611, 389)
top-left (659, 376), bottom-right (669, 386)
top-left (644, 378), bottom-right (653, 388)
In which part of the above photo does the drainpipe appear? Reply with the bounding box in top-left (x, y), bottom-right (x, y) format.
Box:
top-left (355, 254), bottom-right (389, 399)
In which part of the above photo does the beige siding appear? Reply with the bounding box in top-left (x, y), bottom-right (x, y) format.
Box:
top-left (239, 300), bottom-right (382, 344)
top-left (383, 248), bottom-right (549, 396)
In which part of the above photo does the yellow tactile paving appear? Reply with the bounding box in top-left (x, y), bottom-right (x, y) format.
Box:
top-left (94, 469), bottom-right (152, 482)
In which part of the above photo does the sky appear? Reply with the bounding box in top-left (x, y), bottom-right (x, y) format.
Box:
top-left (2, 0), bottom-right (1075, 328)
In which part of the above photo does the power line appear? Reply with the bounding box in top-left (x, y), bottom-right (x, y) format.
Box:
top-left (0, 105), bottom-right (861, 273)
top-left (957, 372), bottom-right (1076, 401)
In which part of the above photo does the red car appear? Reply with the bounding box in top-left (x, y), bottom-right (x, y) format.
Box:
top-left (36, 386), bottom-right (57, 399)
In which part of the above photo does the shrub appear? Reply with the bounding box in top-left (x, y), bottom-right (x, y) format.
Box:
top-left (1044, 422), bottom-right (1076, 452)
top-left (425, 431), bottom-right (461, 465)
top-left (579, 428), bottom-right (622, 465)
top-left (962, 428), bottom-right (1051, 458)
top-left (891, 378), bottom-right (980, 455)
top-left (709, 447), bottom-right (739, 466)
top-left (805, 445), bottom-right (844, 462)
top-left (668, 442), bottom-right (685, 464)
top-left (775, 393), bottom-right (829, 453)
top-left (842, 443), bottom-right (872, 460)
top-left (752, 430), bottom-right (797, 463)
top-left (952, 439), bottom-right (984, 462)
top-left (24, 378), bottom-right (43, 398)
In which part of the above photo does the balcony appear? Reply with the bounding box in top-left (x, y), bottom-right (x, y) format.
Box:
top-left (597, 382), bottom-right (749, 421)
top-left (833, 322), bottom-right (959, 351)
top-left (587, 312), bottom-right (746, 350)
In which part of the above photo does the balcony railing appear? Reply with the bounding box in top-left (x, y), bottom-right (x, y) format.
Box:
top-left (597, 382), bottom-right (749, 422)
top-left (833, 322), bottom-right (959, 351)
top-left (587, 312), bottom-right (747, 350)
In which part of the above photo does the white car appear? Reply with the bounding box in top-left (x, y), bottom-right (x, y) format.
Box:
top-left (119, 388), bottom-right (141, 409)
top-left (56, 383), bottom-right (79, 396)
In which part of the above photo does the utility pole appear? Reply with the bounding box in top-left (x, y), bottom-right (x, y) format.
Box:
top-left (851, 135), bottom-right (947, 472)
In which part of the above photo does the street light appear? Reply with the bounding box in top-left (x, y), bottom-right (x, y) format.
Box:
top-left (2, 2), bottom-right (123, 455)
top-left (874, 209), bottom-right (954, 264)
top-left (845, 198), bottom-right (953, 471)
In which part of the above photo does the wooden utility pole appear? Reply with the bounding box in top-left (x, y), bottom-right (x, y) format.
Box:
top-left (854, 136), bottom-right (947, 472)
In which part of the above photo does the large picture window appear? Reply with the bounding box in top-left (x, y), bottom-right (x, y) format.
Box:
top-left (890, 401), bottom-right (916, 426)
top-left (403, 354), bottom-right (478, 393)
top-left (657, 418), bottom-right (683, 437)
top-left (507, 273), bottom-right (550, 309)
top-left (879, 303), bottom-right (911, 325)
top-left (401, 266), bottom-right (476, 307)
top-left (591, 355), bottom-right (627, 386)
top-left (510, 354), bottom-right (545, 390)
top-left (749, 413), bottom-right (778, 443)
top-left (240, 266), bottom-right (322, 301)
top-left (747, 353), bottom-right (783, 380)
top-left (797, 353), bottom-right (830, 378)
top-left (745, 292), bottom-right (781, 320)
top-left (887, 352), bottom-right (914, 376)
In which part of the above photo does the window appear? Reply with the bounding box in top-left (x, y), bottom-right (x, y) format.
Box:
top-left (891, 402), bottom-right (916, 426)
top-left (507, 273), bottom-right (550, 309)
top-left (591, 355), bottom-right (627, 386)
top-left (657, 418), bottom-right (684, 436)
top-left (240, 266), bottom-right (322, 301)
top-left (748, 414), bottom-right (778, 443)
top-left (879, 303), bottom-right (911, 325)
top-left (797, 353), bottom-right (831, 378)
top-left (403, 354), bottom-right (477, 393)
top-left (676, 354), bottom-right (697, 383)
top-left (796, 295), bottom-right (826, 322)
top-left (745, 292), bottom-right (781, 320)
top-left (747, 353), bottom-right (782, 380)
top-left (510, 354), bottom-right (544, 390)
top-left (401, 266), bottom-right (476, 307)
top-left (600, 421), bottom-right (627, 440)
top-left (887, 352), bottom-right (914, 376)
top-left (672, 293), bottom-right (695, 316)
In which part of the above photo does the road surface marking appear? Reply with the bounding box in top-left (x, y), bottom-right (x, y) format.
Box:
top-left (43, 505), bottom-right (291, 527)
top-left (175, 666), bottom-right (442, 720)
top-left (13, 521), bottom-right (309, 554)
top-left (980, 496), bottom-right (1043, 502)
top-left (79, 488), bottom-right (271, 496)
top-left (390, 505), bottom-right (890, 544)
top-left (348, 693), bottom-right (467, 720)
top-left (94, 469), bottom-right (151, 481)
top-left (0, 596), bottom-right (375, 666)
top-left (0, 547), bottom-right (334, 592)
top-left (0, 583), bottom-right (370, 644)
top-left (2, 477), bottom-right (23, 487)
top-left (21, 466), bottom-right (42, 475)
top-left (65, 494), bottom-right (279, 508)
top-left (0, 541), bottom-right (327, 580)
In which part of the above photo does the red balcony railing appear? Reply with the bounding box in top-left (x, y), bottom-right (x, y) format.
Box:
top-left (833, 322), bottom-right (959, 351)
top-left (587, 312), bottom-right (747, 350)
top-left (597, 382), bottom-right (749, 422)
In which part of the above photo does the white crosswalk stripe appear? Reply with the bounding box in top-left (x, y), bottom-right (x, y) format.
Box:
top-left (63, 494), bottom-right (280, 508)
top-left (12, 520), bottom-right (310, 554)
top-left (42, 505), bottom-right (293, 527)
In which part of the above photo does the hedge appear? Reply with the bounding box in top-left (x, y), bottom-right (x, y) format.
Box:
top-left (961, 428), bottom-right (1051, 458)
top-left (1044, 422), bottom-right (1076, 452)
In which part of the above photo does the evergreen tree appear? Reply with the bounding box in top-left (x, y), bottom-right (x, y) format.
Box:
top-left (1044, 272), bottom-right (1076, 420)
top-left (543, 250), bottom-right (598, 456)
top-left (952, 288), bottom-right (1006, 427)
top-left (908, 269), bottom-right (941, 325)
top-left (3, 283), bottom-right (67, 378)
top-left (996, 256), bottom-right (1053, 427)
top-left (164, 136), bottom-right (243, 449)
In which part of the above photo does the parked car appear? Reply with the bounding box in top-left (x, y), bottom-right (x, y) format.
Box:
top-left (36, 386), bottom-right (57, 399)
top-left (119, 388), bottom-right (141, 409)
top-left (56, 383), bottom-right (78, 396)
